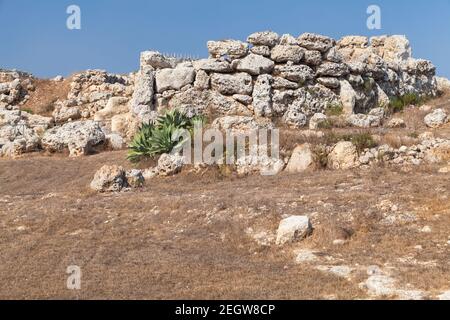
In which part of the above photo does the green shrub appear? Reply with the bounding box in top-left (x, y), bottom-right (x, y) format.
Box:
top-left (387, 93), bottom-right (425, 114)
top-left (317, 119), bottom-right (333, 129)
top-left (127, 109), bottom-right (204, 163)
top-left (20, 108), bottom-right (34, 114)
top-left (408, 132), bottom-right (419, 139)
top-left (312, 144), bottom-right (328, 168)
top-left (388, 97), bottom-right (405, 114)
top-left (326, 103), bottom-right (344, 116)
top-left (342, 132), bottom-right (378, 153)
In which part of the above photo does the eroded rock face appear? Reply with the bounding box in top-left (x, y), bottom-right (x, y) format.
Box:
top-left (247, 31), bottom-right (280, 47)
top-left (271, 45), bottom-right (305, 63)
top-left (130, 66), bottom-right (155, 120)
top-left (309, 113), bottom-right (328, 130)
top-left (285, 143), bottom-right (316, 173)
top-left (276, 216), bottom-right (312, 245)
top-left (157, 153), bottom-right (185, 176)
top-left (274, 64), bottom-right (315, 83)
top-left (252, 74), bottom-right (273, 117)
top-left (42, 120), bottom-right (105, 157)
top-left (0, 109), bottom-right (52, 157)
top-left (210, 73), bottom-right (253, 96)
top-left (347, 113), bottom-right (382, 128)
top-left (212, 116), bottom-right (273, 134)
top-left (155, 64), bottom-right (196, 93)
top-left (233, 54), bottom-right (275, 76)
top-left (193, 59), bottom-right (232, 73)
top-left (327, 141), bottom-right (359, 170)
top-left (140, 51), bottom-right (173, 69)
top-left (424, 109), bottom-right (449, 128)
top-left (297, 33), bottom-right (335, 52)
top-left (207, 40), bottom-right (249, 59)
top-left (0, 70), bottom-right (33, 108)
top-left (67, 70), bottom-right (133, 120)
top-left (236, 149), bottom-right (285, 176)
top-left (90, 165), bottom-right (128, 192)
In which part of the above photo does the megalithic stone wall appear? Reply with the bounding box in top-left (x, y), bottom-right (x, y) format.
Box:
top-left (130, 31), bottom-right (437, 127)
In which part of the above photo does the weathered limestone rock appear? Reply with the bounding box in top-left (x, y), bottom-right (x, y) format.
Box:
top-left (274, 64), bottom-right (315, 83)
top-left (192, 59), bottom-right (233, 73)
top-left (276, 216), bottom-right (312, 245)
top-left (327, 141), bottom-right (359, 169)
top-left (126, 169), bottom-right (145, 188)
top-left (52, 104), bottom-right (81, 123)
top-left (424, 109), bottom-right (448, 128)
top-left (90, 165), bottom-right (128, 192)
top-left (247, 31), bottom-right (280, 47)
top-left (111, 113), bottom-right (140, 139)
top-left (339, 80), bottom-right (356, 114)
top-left (207, 40), bottom-right (249, 59)
top-left (42, 120), bottom-right (105, 157)
top-left (155, 64), bottom-right (196, 93)
top-left (347, 114), bottom-right (382, 128)
top-left (194, 70), bottom-right (210, 90)
top-left (252, 74), bottom-right (273, 117)
top-left (302, 50), bottom-right (323, 66)
top-left (297, 33), bottom-right (335, 52)
top-left (309, 113), bottom-right (328, 130)
top-left (436, 76), bottom-right (450, 92)
top-left (210, 72), bottom-right (253, 95)
top-left (338, 36), bottom-right (369, 49)
top-left (232, 94), bottom-right (252, 105)
top-left (317, 77), bottom-right (340, 89)
top-left (283, 105), bottom-right (307, 128)
top-left (316, 62), bottom-right (349, 77)
top-left (212, 115), bottom-right (273, 134)
top-left (270, 45), bottom-right (305, 63)
top-left (279, 34), bottom-right (299, 45)
top-left (424, 140), bottom-right (450, 164)
top-left (293, 85), bottom-right (340, 115)
top-left (0, 109), bottom-right (52, 157)
top-left (140, 51), bottom-right (173, 69)
top-left (94, 97), bottom-right (129, 121)
top-left (285, 143), bottom-right (316, 173)
top-left (157, 153), bottom-right (185, 176)
top-left (386, 118), bottom-right (406, 128)
top-left (272, 77), bottom-right (300, 90)
top-left (169, 88), bottom-right (251, 116)
top-left (105, 133), bottom-right (125, 150)
top-left (233, 54), bottom-right (275, 75)
top-left (324, 47), bottom-right (343, 63)
top-left (236, 147), bottom-right (285, 176)
top-left (130, 66), bottom-right (155, 120)
top-left (250, 45), bottom-right (271, 57)
top-left (371, 35), bottom-right (412, 63)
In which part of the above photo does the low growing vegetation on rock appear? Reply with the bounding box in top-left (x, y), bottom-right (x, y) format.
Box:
top-left (387, 93), bottom-right (429, 114)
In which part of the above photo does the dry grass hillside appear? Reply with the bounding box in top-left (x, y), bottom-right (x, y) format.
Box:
top-left (0, 80), bottom-right (449, 300)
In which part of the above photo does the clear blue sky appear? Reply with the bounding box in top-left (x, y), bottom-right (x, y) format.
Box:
top-left (1, 0), bottom-right (449, 78)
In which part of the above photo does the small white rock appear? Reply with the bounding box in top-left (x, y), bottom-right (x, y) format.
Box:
top-left (276, 215), bottom-right (312, 245)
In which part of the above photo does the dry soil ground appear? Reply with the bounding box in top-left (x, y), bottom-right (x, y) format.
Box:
top-left (0, 150), bottom-right (449, 299)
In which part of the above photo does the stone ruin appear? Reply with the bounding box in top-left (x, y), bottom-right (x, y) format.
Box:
top-left (0, 69), bottom-right (35, 108)
top-left (0, 31), bottom-right (446, 159)
top-left (130, 32), bottom-right (438, 128)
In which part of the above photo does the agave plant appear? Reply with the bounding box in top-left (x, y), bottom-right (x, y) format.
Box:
top-left (127, 123), bottom-right (155, 163)
top-left (127, 109), bottom-right (206, 163)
